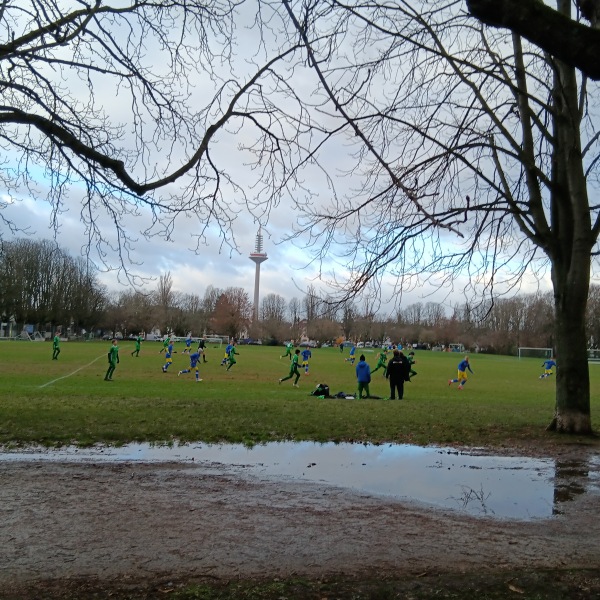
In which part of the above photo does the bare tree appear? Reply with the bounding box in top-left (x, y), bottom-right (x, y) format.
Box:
top-left (0, 238), bottom-right (106, 330)
top-left (283, 0), bottom-right (599, 434)
top-left (1, 0), bottom-right (324, 276)
top-left (260, 293), bottom-right (288, 342)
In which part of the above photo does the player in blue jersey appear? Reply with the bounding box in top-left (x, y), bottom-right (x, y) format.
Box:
top-left (178, 351), bottom-right (203, 381)
top-left (540, 358), bottom-right (557, 379)
top-left (448, 356), bottom-right (473, 390)
top-left (162, 340), bottom-right (174, 372)
top-left (344, 344), bottom-right (357, 365)
top-left (301, 347), bottom-right (312, 375)
top-left (221, 341), bottom-right (233, 366)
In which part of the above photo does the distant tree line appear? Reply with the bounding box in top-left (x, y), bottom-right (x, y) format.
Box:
top-left (0, 239), bottom-right (106, 333)
top-left (2, 239), bottom-right (600, 353)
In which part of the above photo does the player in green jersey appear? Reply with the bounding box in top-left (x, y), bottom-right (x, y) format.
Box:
top-left (52, 333), bottom-right (61, 360)
top-left (131, 333), bottom-right (143, 357)
top-left (105, 339), bottom-right (120, 381)
top-left (279, 349), bottom-right (301, 386)
top-left (371, 348), bottom-right (388, 376)
top-left (226, 342), bottom-right (239, 371)
top-left (280, 340), bottom-right (295, 360)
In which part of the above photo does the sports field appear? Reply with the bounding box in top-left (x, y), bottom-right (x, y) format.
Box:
top-left (0, 340), bottom-right (598, 447)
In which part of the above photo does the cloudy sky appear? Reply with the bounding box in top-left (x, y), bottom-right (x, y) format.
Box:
top-left (0, 0), bottom-right (558, 315)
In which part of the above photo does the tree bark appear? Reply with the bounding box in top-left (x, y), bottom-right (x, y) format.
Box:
top-left (546, 0), bottom-right (594, 434)
top-left (548, 264), bottom-right (593, 435)
top-left (466, 0), bottom-right (600, 80)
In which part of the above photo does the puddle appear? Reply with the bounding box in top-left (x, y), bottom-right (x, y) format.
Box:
top-left (1, 442), bottom-right (598, 521)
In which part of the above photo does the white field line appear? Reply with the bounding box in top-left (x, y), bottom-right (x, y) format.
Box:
top-left (39, 354), bottom-right (107, 389)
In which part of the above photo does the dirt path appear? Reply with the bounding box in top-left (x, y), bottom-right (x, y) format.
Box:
top-left (1, 447), bottom-right (599, 597)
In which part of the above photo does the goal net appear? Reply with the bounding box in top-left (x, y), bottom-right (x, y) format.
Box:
top-left (518, 347), bottom-right (553, 359)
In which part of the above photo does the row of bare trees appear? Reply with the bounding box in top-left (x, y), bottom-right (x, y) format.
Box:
top-left (0, 239), bottom-right (106, 332)
top-left (5, 239), bottom-right (600, 353)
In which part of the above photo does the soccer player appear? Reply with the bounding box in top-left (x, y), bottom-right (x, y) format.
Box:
top-left (183, 332), bottom-right (193, 354)
top-left (407, 351), bottom-right (418, 380)
top-left (52, 333), bottom-right (61, 360)
top-left (178, 351), bottom-right (203, 382)
top-left (281, 340), bottom-right (295, 360)
top-left (162, 340), bottom-right (174, 372)
top-left (371, 347), bottom-right (388, 376)
top-left (221, 340), bottom-right (233, 366)
top-left (159, 333), bottom-right (171, 354)
top-left (197, 338), bottom-right (208, 362)
top-left (226, 341), bottom-right (239, 371)
top-left (448, 356), bottom-right (474, 390)
top-left (344, 344), bottom-right (356, 365)
top-left (104, 338), bottom-right (119, 381)
top-left (540, 358), bottom-right (557, 379)
top-left (131, 333), bottom-right (143, 357)
top-left (301, 346), bottom-right (312, 375)
top-left (356, 354), bottom-right (372, 399)
top-left (279, 348), bottom-right (301, 386)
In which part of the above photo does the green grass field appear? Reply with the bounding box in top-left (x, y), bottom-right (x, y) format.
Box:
top-left (0, 340), bottom-right (598, 448)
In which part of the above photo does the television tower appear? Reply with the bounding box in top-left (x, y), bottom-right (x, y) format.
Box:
top-left (249, 227), bottom-right (268, 321)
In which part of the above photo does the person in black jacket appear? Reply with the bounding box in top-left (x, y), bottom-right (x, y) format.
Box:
top-left (385, 349), bottom-right (410, 400)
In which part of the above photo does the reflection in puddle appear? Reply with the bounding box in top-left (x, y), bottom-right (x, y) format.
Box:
top-left (1, 442), bottom-right (597, 521)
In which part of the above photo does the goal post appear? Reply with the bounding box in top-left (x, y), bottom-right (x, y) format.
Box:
top-left (205, 335), bottom-right (226, 347)
top-left (517, 347), bottom-right (553, 359)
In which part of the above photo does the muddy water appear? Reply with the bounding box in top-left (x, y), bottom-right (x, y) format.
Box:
top-left (1, 442), bottom-right (598, 520)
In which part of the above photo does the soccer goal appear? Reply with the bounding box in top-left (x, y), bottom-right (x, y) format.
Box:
top-left (205, 336), bottom-right (226, 348)
top-left (518, 347), bottom-right (553, 359)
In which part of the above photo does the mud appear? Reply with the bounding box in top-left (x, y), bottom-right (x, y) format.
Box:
top-left (1, 445), bottom-right (599, 597)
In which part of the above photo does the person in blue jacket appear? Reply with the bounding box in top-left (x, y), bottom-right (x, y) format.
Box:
top-left (356, 354), bottom-right (372, 399)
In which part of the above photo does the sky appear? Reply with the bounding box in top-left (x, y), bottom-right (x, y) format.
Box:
top-left (0, 0), bottom-right (560, 316)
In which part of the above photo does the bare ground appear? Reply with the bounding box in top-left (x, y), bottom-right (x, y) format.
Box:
top-left (1, 444), bottom-right (599, 598)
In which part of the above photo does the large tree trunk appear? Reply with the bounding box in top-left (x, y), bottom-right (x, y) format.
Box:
top-left (549, 273), bottom-right (593, 434)
top-left (547, 1), bottom-right (594, 434)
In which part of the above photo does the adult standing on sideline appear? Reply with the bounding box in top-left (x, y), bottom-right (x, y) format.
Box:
top-left (355, 354), bottom-right (372, 399)
top-left (52, 332), bottom-right (61, 360)
top-left (279, 348), bottom-right (301, 387)
top-left (448, 356), bottom-right (474, 390)
top-left (105, 338), bottom-right (119, 381)
top-left (386, 349), bottom-right (410, 400)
